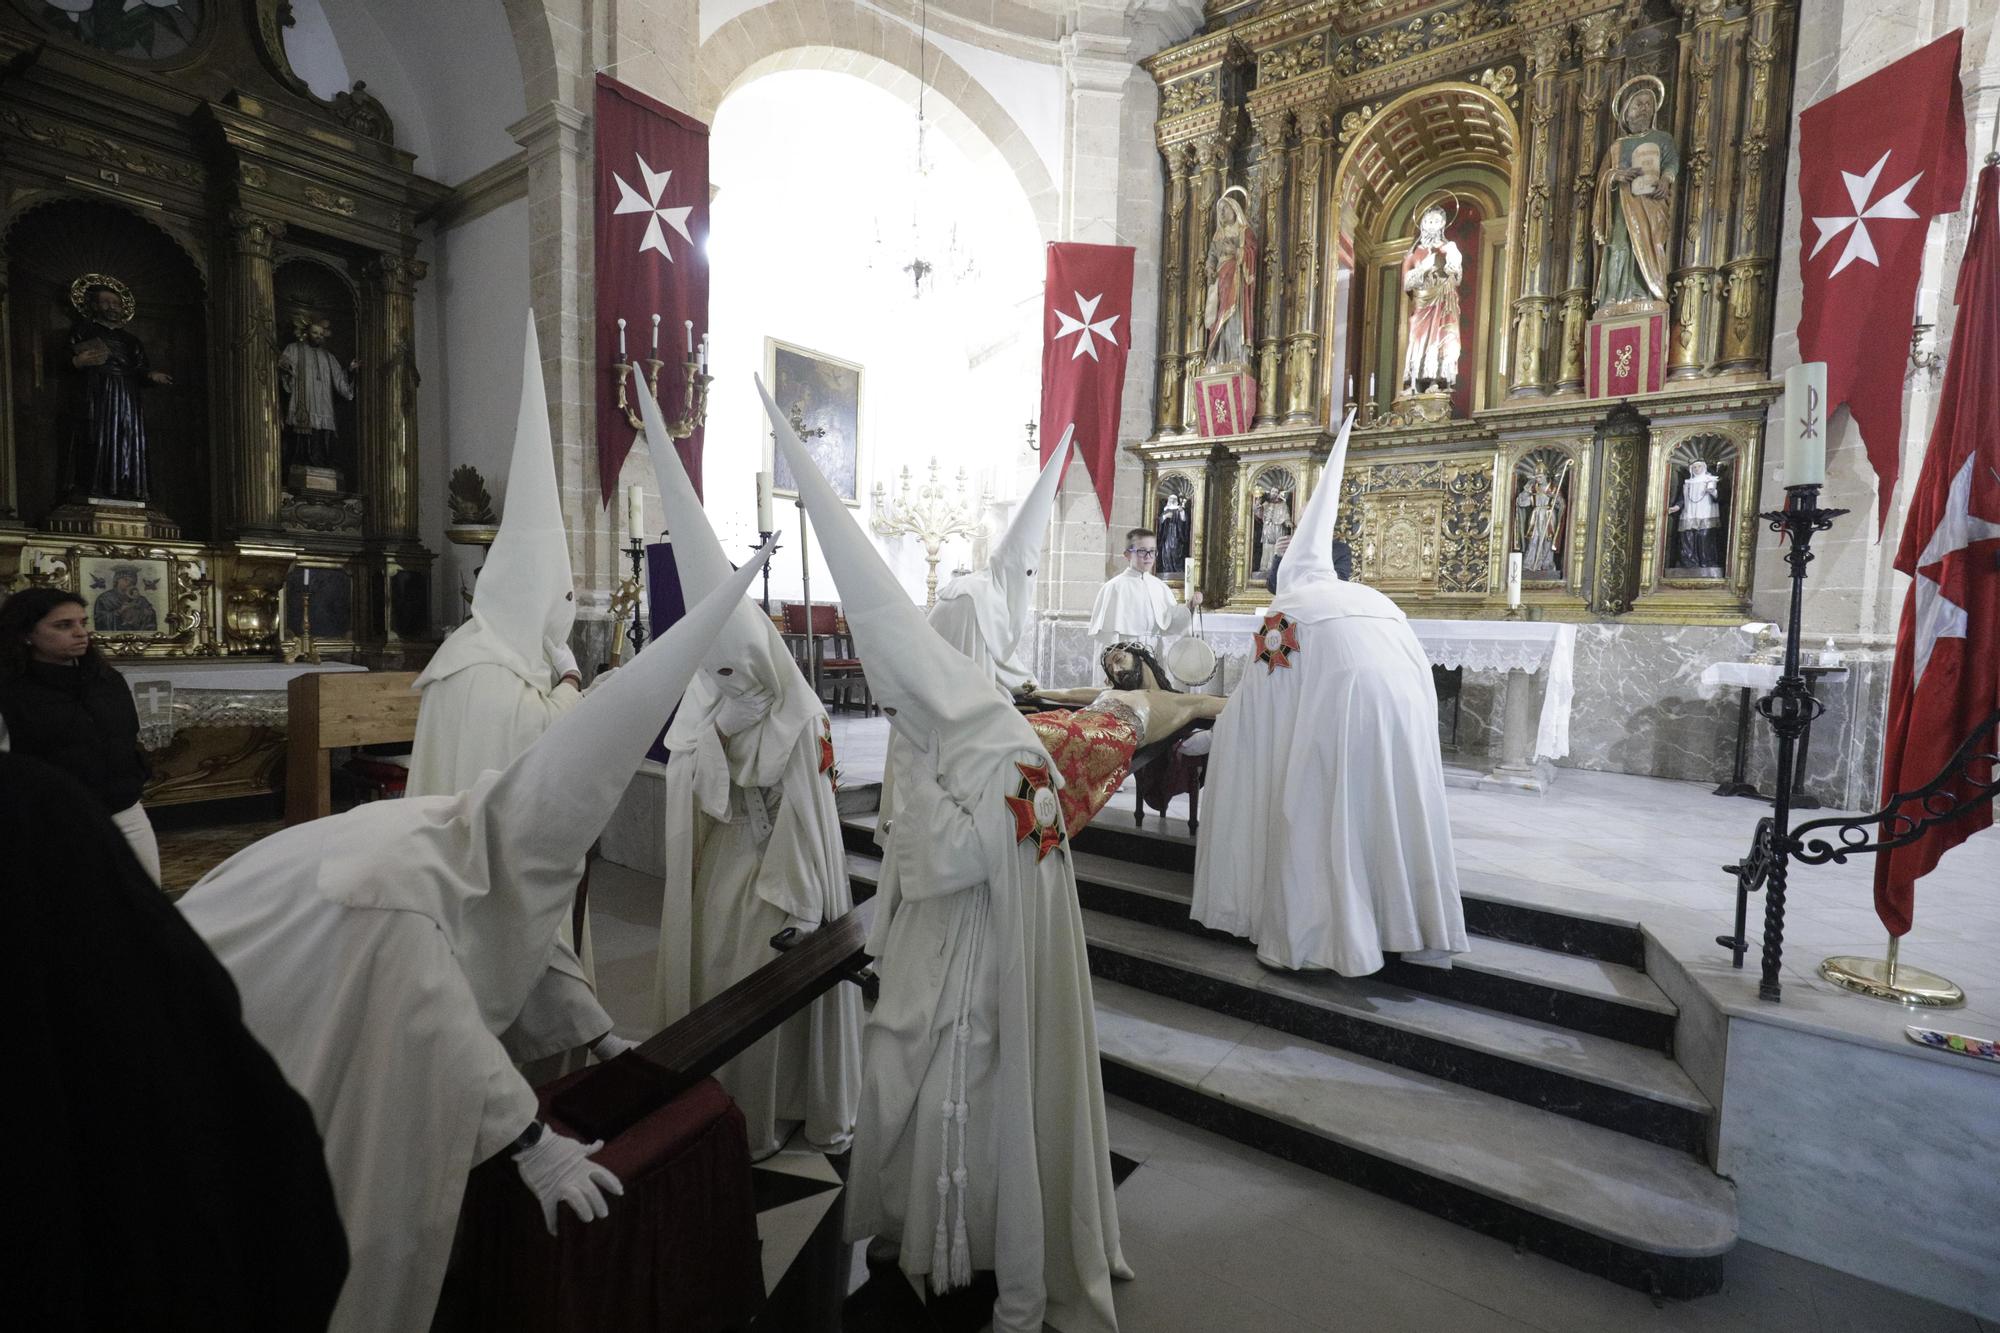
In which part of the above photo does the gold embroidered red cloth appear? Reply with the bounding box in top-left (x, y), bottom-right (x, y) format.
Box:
top-left (1027, 708), bottom-right (1139, 837)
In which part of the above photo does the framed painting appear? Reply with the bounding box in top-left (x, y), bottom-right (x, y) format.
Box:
top-left (765, 338), bottom-right (862, 505)
top-left (77, 554), bottom-right (172, 637)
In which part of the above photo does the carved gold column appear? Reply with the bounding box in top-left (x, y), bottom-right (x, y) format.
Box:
top-left (1156, 143), bottom-right (1192, 434)
top-left (221, 209), bottom-right (286, 536)
top-left (1589, 405), bottom-right (1648, 614)
top-left (1251, 109), bottom-right (1289, 426)
top-left (361, 254), bottom-right (426, 540)
top-left (1667, 0), bottom-right (1735, 379)
top-left (1182, 133), bottom-right (1230, 428)
top-left (1508, 25), bottom-right (1571, 398)
top-left (1284, 109), bottom-right (1328, 425)
top-left (1719, 0), bottom-right (1791, 372)
top-left (0, 234), bottom-right (19, 526)
top-left (1558, 10), bottom-right (1626, 395)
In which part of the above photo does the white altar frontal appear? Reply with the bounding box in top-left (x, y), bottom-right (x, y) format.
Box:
top-left (115, 659), bottom-right (367, 804)
top-left (1192, 613), bottom-right (1576, 793)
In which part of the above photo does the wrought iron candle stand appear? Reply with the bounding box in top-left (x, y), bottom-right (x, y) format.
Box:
top-left (752, 532), bottom-right (781, 614)
top-left (1721, 486), bottom-right (1994, 1006)
top-left (624, 536), bottom-right (648, 659)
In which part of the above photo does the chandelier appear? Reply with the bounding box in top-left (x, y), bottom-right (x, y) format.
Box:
top-left (870, 0), bottom-right (977, 298)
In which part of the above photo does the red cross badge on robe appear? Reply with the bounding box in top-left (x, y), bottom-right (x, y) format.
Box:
top-left (1254, 611), bottom-right (1300, 673)
top-left (1004, 759), bottom-right (1064, 861)
top-left (818, 717), bottom-right (836, 777)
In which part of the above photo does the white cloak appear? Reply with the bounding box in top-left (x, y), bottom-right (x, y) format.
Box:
top-left (875, 595), bottom-right (1017, 849)
top-left (1086, 567), bottom-right (1192, 650)
top-left (652, 722), bottom-right (861, 1158)
top-left (1191, 613), bottom-right (1467, 974)
top-left (852, 743), bottom-right (1127, 1333)
top-left (406, 660), bottom-right (605, 1061)
top-left (177, 804), bottom-right (540, 1333)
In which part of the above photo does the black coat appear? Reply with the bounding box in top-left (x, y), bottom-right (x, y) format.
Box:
top-left (1270, 539), bottom-right (1354, 593)
top-left (0, 657), bottom-right (150, 811)
top-left (2, 753), bottom-right (350, 1330)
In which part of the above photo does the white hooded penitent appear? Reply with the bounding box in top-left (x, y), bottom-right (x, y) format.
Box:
top-left (633, 372), bottom-right (861, 1158)
top-left (758, 379), bottom-right (1127, 1333)
top-left (1190, 407), bottom-right (1465, 976)
top-left (177, 544), bottom-right (774, 1333)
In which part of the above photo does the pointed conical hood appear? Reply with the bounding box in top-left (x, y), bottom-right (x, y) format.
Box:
top-left (935, 426), bottom-right (1074, 667)
top-left (1269, 409), bottom-right (1404, 623)
top-left (636, 368), bottom-right (817, 790)
top-left (757, 377), bottom-right (1040, 805)
top-left (324, 540), bottom-right (776, 1035)
top-left (417, 312), bottom-right (576, 687)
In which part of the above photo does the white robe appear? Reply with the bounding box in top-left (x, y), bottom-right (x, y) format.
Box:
top-left (1086, 567), bottom-right (1192, 652)
top-left (406, 661), bottom-right (605, 1060)
top-left (1191, 613), bottom-right (1467, 974)
top-left (852, 744), bottom-right (1127, 1333)
top-left (876, 595), bottom-right (1017, 849)
top-left (652, 723), bottom-right (861, 1158)
top-left (177, 806), bottom-right (540, 1333)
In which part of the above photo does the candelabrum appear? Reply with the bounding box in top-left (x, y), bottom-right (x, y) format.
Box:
top-left (752, 531), bottom-right (781, 614)
top-left (624, 537), bottom-right (648, 659)
top-left (610, 321), bottom-right (710, 438)
top-left (284, 583), bottom-right (320, 665)
top-left (870, 458), bottom-right (990, 607)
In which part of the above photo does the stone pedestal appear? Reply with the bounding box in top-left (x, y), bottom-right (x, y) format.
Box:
top-left (1193, 368), bottom-right (1257, 437)
top-left (1587, 309), bottom-right (1665, 397)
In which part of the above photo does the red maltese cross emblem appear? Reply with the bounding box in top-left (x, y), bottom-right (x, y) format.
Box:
top-left (817, 717), bottom-right (836, 777)
top-left (1003, 760), bottom-right (1064, 861)
top-left (1254, 611), bottom-right (1300, 673)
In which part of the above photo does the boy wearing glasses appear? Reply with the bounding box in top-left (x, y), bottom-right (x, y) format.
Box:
top-left (1087, 527), bottom-right (1201, 654)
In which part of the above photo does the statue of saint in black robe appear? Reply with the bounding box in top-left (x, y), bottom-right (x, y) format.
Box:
top-left (67, 288), bottom-right (169, 501)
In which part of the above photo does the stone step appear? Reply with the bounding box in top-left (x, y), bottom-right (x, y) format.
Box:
top-left (1082, 908), bottom-right (1710, 1155)
top-left (1091, 978), bottom-right (1736, 1300)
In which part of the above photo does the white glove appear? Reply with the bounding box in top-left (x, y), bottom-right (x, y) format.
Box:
top-left (513, 1125), bottom-right (624, 1236)
top-left (550, 641), bottom-right (580, 684)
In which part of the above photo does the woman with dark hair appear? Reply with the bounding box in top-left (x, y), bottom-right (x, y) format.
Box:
top-left (0, 586), bottom-right (158, 880)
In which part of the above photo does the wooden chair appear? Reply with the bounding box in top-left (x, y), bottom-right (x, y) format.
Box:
top-left (285, 671), bottom-right (422, 826)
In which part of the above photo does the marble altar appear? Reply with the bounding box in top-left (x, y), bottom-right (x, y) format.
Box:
top-left (117, 659), bottom-right (366, 804)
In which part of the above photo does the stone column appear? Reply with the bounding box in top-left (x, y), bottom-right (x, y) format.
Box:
top-left (1250, 109), bottom-right (1289, 425)
top-left (1182, 133), bottom-right (1230, 429)
top-left (1284, 109), bottom-right (1328, 425)
top-left (1718, 0), bottom-right (1791, 372)
top-left (1156, 143), bottom-right (1193, 434)
top-left (1557, 9), bottom-right (1626, 395)
top-left (220, 209), bottom-right (286, 536)
top-left (1508, 24), bottom-right (1571, 399)
top-left (1666, 0), bottom-right (1735, 379)
top-left (0, 235), bottom-right (19, 527)
top-left (1485, 667), bottom-right (1552, 791)
top-left (360, 254), bottom-right (425, 540)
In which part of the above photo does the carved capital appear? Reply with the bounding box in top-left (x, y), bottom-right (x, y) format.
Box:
top-left (1578, 10), bottom-right (1629, 61)
top-left (224, 209), bottom-right (286, 256)
top-left (365, 254), bottom-right (429, 294)
top-left (1526, 25), bottom-right (1571, 77)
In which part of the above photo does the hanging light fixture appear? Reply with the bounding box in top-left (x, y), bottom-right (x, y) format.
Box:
top-left (871, 0), bottom-right (977, 299)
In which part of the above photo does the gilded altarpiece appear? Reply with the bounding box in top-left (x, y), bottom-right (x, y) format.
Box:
top-left (0, 0), bottom-right (445, 662)
top-left (1137, 0), bottom-right (1797, 624)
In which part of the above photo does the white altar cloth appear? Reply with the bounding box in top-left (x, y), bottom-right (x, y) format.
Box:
top-left (1197, 614), bottom-right (1576, 760)
top-left (115, 659), bottom-right (367, 749)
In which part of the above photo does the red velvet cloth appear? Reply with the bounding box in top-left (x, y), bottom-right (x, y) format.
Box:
top-left (450, 1074), bottom-right (763, 1333)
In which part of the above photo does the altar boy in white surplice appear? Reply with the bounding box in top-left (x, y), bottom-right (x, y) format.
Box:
top-left (1086, 527), bottom-right (1200, 655)
top-left (634, 375), bottom-right (860, 1161)
top-left (761, 384), bottom-right (1128, 1333)
top-left (1191, 410), bottom-right (1466, 975)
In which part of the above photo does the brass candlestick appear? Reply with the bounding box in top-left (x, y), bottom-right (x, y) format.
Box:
top-left (612, 342), bottom-right (710, 437)
top-left (871, 457), bottom-right (990, 607)
top-left (285, 584), bottom-right (321, 664)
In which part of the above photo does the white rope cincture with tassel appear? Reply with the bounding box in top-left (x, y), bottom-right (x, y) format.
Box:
top-left (930, 890), bottom-right (985, 1294)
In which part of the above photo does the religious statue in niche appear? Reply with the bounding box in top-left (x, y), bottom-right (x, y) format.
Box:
top-left (1156, 489), bottom-right (1191, 576)
top-left (1592, 77), bottom-right (1678, 316)
top-left (1513, 453), bottom-right (1572, 580)
top-left (1251, 472), bottom-right (1295, 578)
top-left (1203, 188), bottom-right (1258, 371)
top-left (66, 274), bottom-right (172, 502)
top-left (279, 317), bottom-right (359, 478)
top-left (1400, 203), bottom-right (1463, 393)
top-left (1667, 457), bottom-right (1728, 576)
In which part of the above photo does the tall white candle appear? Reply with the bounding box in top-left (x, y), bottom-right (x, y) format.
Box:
top-left (1506, 552), bottom-right (1522, 608)
top-left (651, 313), bottom-right (660, 353)
top-left (1782, 362), bottom-right (1828, 488)
top-left (302, 567), bottom-right (311, 588)
top-left (684, 319), bottom-right (694, 356)
top-left (627, 484), bottom-right (645, 544)
top-left (1368, 372), bottom-right (1377, 401)
top-left (757, 471), bottom-right (774, 532)
top-left (616, 317), bottom-right (627, 358)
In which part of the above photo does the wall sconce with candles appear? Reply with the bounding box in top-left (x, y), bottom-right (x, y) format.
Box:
top-left (610, 313), bottom-right (712, 438)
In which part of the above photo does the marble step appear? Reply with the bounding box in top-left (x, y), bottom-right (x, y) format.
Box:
top-left (1092, 977), bottom-right (1736, 1300)
top-left (1060, 850), bottom-right (1676, 1051)
top-left (1082, 908), bottom-right (1709, 1156)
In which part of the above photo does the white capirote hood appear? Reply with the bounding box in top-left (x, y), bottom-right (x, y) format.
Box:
top-left (1269, 409), bottom-right (1405, 624)
top-left (934, 427), bottom-right (1073, 668)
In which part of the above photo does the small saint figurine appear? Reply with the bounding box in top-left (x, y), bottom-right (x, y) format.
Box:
top-left (68, 280), bottom-right (171, 501)
top-left (1401, 206), bottom-right (1463, 394)
top-left (1667, 459), bottom-right (1725, 574)
top-left (1515, 461), bottom-right (1570, 578)
top-left (1203, 187), bottom-right (1258, 371)
top-left (1592, 77), bottom-right (1678, 315)
top-left (279, 318), bottom-right (359, 472)
top-left (1156, 491), bottom-right (1190, 576)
